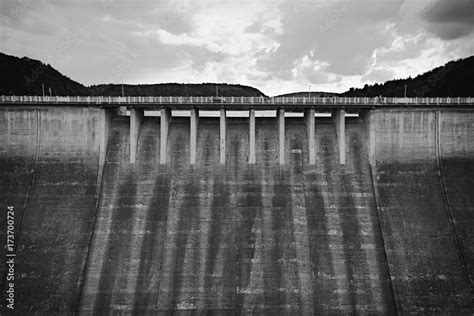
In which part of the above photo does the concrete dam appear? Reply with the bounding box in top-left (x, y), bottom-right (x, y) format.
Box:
top-left (0, 96), bottom-right (473, 314)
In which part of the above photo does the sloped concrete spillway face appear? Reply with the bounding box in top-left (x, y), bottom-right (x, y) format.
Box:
top-left (372, 109), bottom-right (474, 314)
top-left (77, 112), bottom-right (395, 314)
top-left (1, 105), bottom-right (474, 314)
top-left (440, 111), bottom-right (474, 281)
top-left (306, 117), bottom-right (394, 314)
top-left (0, 107), bottom-right (103, 313)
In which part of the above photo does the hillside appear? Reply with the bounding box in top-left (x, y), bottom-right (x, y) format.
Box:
top-left (0, 52), bottom-right (266, 97)
top-left (274, 91), bottom-right (340, 98)
top-left (90, 83), bottom-right (265, 97)
top-left (1, 51), bottom-right (473, 97)
top-left (342, 56), bottom-right (474, 97)
top-left (0, 53), bottom-right (89, 96)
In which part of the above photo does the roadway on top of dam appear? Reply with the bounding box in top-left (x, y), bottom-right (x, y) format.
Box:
top-left (1, 95), bottom-right (473, 111)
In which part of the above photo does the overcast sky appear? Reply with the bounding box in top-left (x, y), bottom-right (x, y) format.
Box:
top-left (1, 0), bottom-right (473, 96)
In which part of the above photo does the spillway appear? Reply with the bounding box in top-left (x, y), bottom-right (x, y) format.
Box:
top-left (0, 105), bottom-right (473, 314)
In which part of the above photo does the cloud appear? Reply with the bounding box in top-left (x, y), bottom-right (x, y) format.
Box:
top-left (417, 0), bottom-right (474, 40)
top-left (252, 0), bottom-right (406, 88)
top-left (1, 0), bottom-right (473, 96)
top-left (362, 68), bottom-right (395, 83)
top-left (422, 0), bottom-right (474, 24)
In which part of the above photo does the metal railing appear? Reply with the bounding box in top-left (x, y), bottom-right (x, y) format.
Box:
top-left (0, 95), bottom-right (473, 105)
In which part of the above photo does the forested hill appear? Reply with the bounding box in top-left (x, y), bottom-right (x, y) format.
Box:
top-left (274, 91), bottom-right (340, 98)
top-left (342, 56), bottom-right (474, 97)
top-left (0, 52), bottom-right (266, 97)
top-left (90, 83), bottom-right (265, 97)
top-left (0, 52), bottom-right (88, 96)
top-left (2, 51), bottom-right (472, 97)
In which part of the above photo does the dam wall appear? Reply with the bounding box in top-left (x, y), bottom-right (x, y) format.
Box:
top-left (440, 111), bottom-right (474, 282)
top-left (0, 105), bottom-right (473, 314)
top-left (0, 107), bottom-right (102, 312)
top-left (372, 109), bottom-right (474, 314)
top-left (77, 115), bottom-right (394, 314)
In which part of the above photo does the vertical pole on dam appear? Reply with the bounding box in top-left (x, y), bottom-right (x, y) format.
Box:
top-left (160, 108), bottom-right (171, 164)
top-left (190, 108), bottom-right (199, 165)
top-left (278, 108), bottom-right (285, 165)
top-left (220, 108), bottom-right (226, 164)
top-left (130, 108), bottom-right (144, 164)
top-left (249, 108), bottom-right (256, 164)
top-left (332, 108), bottom-right (346, 165)
top-left (305, 108), bottom-right (316, 165)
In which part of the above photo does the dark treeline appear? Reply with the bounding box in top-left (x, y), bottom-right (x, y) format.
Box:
top-left (1, 51), bottom-right (473, 97)
top-left (342, 56), bottom-right (474, 97)
top-left (0, 53), bottom-right (88, 96)
top-left (0, 52), bottom-right (265, 97)
top-left (91, 83), bottom-right (265, 97)
top-left (274, 91), bottom-right (341, 98)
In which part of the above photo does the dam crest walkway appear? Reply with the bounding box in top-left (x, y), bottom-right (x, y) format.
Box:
top-left (1, 95), bottom-right (473, 110)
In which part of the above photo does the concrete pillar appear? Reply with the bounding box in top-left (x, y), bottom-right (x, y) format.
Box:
top-left (99, 109), bottom-right (112, 167)
top-left (278, 108), bottom-right (285, 165)
top-left (130, 108), bottom-right (144, 164)
top-left (160, 108), bottom-right (171, 164)
top-left (305, 108), bottom-right (316, 165)
top-left (220, 109), bottom-right (226, 164)
top-left (332, 109), bottom-right (345, 165)
top-left (361, 110), bottom-right (375, 167)
top-left (190, 108), bottom-right (199, 165)
top-left (97, 108), bottom-right (113, 194)
top-left (249, 108), bottom-right (256, 164)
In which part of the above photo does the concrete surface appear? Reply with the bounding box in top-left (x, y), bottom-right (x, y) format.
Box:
top-left (0, 107), bottom-right (101, 313)
top-left (373, 109), bottom-right (473, 314)
top-left (0, 106), bottom-right (473, 314)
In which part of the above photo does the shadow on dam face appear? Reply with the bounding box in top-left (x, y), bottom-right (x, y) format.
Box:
top-left (0, 106), bottom-right (473, 314)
